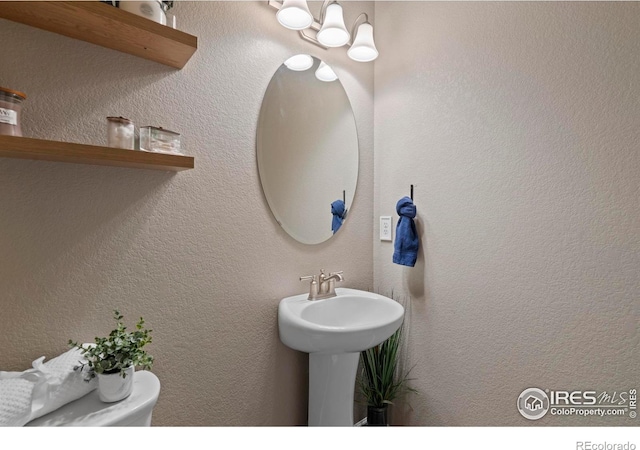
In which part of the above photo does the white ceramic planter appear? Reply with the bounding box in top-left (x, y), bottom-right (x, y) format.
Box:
top-left (98, 366), bottom-right (135, 403)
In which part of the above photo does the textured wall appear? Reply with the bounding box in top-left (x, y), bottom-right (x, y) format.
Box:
top-left (374, 2), bottom-right (640, 426)
top-left (0, 1), bottom-right (374, 426)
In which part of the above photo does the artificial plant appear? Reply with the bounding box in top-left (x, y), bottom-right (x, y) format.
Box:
top-left (357, 325), bottom-right (416, 410)
top-left (69, 309), bottom-right (153, 380)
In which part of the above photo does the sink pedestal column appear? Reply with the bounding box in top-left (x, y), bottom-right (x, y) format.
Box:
top-left (308, 352), bottom-right (359, 426)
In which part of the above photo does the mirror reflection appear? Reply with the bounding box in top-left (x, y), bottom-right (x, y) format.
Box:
top-left (257, 55), bottom-right (359, 244)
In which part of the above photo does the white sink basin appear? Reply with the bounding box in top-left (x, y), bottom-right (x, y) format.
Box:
top-left (278, 288), bottom-right (405, 426)
top-left (278, 288), bottom-right (404, 354)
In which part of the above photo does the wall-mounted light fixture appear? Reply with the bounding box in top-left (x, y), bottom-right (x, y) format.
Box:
top-left (268, 0), bottom-right (378, 62)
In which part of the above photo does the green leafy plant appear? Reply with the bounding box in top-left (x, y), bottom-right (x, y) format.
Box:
top-left (357, 326), bottom-right (416, 408)
top-left (69, 310), bottom-right (153, 380)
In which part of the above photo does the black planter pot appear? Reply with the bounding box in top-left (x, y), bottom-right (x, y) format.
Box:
top-left (367, 405), bottom-right (388, 426)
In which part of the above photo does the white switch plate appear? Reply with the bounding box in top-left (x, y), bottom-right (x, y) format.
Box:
top-left (380, 216), bottom-right (392, 241)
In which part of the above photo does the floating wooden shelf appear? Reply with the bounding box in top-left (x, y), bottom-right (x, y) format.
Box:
top-left (0, 1), bottom-right (197, 69)
top-left (0, 135), bottom-right (194, 172)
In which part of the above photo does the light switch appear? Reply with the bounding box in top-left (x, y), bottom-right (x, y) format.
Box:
top-left (380, 216), bottom-right (392, 241)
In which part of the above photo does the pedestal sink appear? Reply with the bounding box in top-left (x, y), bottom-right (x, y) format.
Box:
top-left (278, 288), bottom-right (404, 426)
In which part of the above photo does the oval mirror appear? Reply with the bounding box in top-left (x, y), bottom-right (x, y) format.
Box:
top-left (257, 55), bottom-right (359, 244)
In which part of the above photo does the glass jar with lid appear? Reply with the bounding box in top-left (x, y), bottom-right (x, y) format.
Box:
top-left (0, 87), bottom-right (27, 137)
top-left (107, 116), bottom-right (135, 150)
top-left (139, 126), bottom-right (182, 154)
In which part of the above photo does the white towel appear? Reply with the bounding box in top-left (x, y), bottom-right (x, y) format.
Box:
top-left (0, 346), bottom-right (97, 426)
top-left (0, 378), bottom-right (37, 426)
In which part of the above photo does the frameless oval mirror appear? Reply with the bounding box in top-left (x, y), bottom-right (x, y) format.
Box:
top-left (257, 55), bottom-right (359, 244)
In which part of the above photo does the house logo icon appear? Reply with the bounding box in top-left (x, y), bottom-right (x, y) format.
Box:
top-left (517, 388), bottom-right (550, 420)
top-left (526, 395), bottom-right (543, 411)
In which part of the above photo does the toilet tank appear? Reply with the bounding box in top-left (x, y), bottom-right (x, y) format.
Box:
top-left (26, 371), bottom-right (160, 427)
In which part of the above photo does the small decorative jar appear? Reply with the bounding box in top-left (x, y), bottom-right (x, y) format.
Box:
top-left (107, 116), bottom-right (135, 150)
top-left (0, 87), bottom-right (26, 137)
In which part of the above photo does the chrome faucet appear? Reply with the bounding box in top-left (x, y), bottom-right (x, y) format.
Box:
top-left (300, 269), bottom-right (344, 300)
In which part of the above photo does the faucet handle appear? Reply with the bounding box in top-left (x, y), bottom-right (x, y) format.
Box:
top-left (300, 275), bottom-right (318, 300)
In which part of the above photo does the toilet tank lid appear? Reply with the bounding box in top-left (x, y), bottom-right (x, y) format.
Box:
top-left (26, 371), bottom-right (160, 427)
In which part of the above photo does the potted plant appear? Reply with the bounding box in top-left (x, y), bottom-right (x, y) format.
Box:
top-left (357, 325), bottom-right (415, 426)
top-left (69, 310), bottom-right (153, 403)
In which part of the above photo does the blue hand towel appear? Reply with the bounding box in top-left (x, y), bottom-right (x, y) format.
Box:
top-left (393, 196), bottom-right (418, 267)
top-left (331, 199), bottom-right (346, 234)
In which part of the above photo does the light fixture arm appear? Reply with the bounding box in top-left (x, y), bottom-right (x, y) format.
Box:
top-left (298, 29), bottom-right (328, 50)
top-left (318, 0), bottom-right (335, 24)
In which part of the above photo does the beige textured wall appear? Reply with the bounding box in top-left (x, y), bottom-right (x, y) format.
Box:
top-left (374, 2), bottom-right (640, 425)
top-left (0, 1), bottom-right (374, 426)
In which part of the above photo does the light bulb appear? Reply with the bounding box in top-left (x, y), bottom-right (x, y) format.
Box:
top-left (284, 54), bottom-right (314, 71)
top-left (316, 3), bottom-right (350, 48)
top-left (347, 22), bottom-right (378, 62)
top-left (315, 61), bottom-right (338, 82)
top-left (277, 0), bottom-right (313, 31)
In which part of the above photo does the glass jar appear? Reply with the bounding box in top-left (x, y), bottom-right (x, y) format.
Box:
top-left (139, 126), bottom-right (181, 154)
top-left (107, 116), bottom-right (135, 150)
top-left (0, 87), bottom-right (26, 137)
